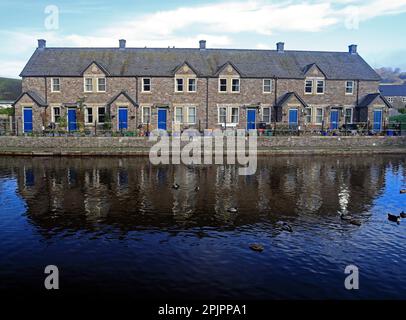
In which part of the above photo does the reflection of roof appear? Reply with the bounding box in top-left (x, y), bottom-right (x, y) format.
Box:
top-left (20, 47), bottom-right (380, 80)
top-left (357, 93), bottom-right (392, 108)
top-left (379, 84), bottom-right (406, 97)
top-left (12, 91), bottom-right (47, 107)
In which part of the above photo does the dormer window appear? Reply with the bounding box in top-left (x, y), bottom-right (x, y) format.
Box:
top-left (51, 78), bottom-right (60, 92)
top-left (231, 79), bottom-right (240, 93)
top-left (84, 78), bottom-right (93, 92)
top-left (305, 80), bottom-right (313, 94)
top-left (219, 79), bottom-right (227, 92)
top-left (175, 78), bottom-right (184, 92)
top-left (97, 78), bottom-right (106, 92)
top-left (316, 80), bottom-right (325, 94)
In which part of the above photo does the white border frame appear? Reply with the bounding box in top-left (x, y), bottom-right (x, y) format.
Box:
top-left (263, 79), bottom-right (272, 94)
top-left (345, 81), bottom-right (354, 95)
top-left (51, 78), bottom-right (61, 93)
top-left (142, 78), bottom-right (152, 93)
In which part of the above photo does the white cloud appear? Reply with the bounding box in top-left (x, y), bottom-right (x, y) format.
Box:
top-left (0, 60), bottom-right (27, 78)
top-left (2, 0), bottom-right (406, 77)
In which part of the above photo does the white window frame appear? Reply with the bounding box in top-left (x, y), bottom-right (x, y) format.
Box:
top-left (175, 78), bottom-right (184, 92)
top-left (218, 107), bottom-right (227, 124)
top-left (219, 78), bottom-right (227, 93)
top-left (387, 97), bottom-right (394, 103)
top-left (97, 78), bottom-right (106, 92)
top-left (217, 106), bottom-right (239, 124)
top-left (187, 78), bottom-right (197, 92)
top-left (304, 80), bottom-right (313, 95)
top-left (142, 78), bottom-right (151, 92)
top-left (345, 81), bottom-right (354, 95)
top-left (97, 106), bottom-right (106, 124)
top-left (305, 107), bottom-right (312, 124)
top-left (344, 107), bottom-right (353, 124)
top-left (85, 107), bottom-right (94, 124)
top-left (231, 78), bottom-right (240, 93)
top-left (187, 106), bottom-right (196, 124)
top-left (142, 106), bottom-right (151, 124)
top-left (230, 107), bottom-right (239, 123)
top-left (315, 107), bottom-right (324, 125)
top-left (263, 79), bottom-right (272, 93)
top-left (174, 106), bottom-right (183, 124)
top-left (52, 106), bottom-right (61, 123)
top-left (402, 97), bottom-right (406, 103)
top-left (51, 78), bottom-right (61, 92)
top-left (316, 80), bottom-right (325, 95)
top-left (84, 78), bottom-right (93, 92)
top-left (262, 107), bottom-right (271, 123)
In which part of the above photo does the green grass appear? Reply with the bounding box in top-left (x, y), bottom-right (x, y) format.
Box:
top-left (0, 77), bottom-right (21, 100)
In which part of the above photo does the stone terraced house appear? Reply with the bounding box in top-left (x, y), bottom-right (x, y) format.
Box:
top-left (13, 39), bottom-right (392, 134)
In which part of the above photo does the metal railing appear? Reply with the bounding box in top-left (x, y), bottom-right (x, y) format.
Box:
top-left (1, 118), bottom-right (405, 137)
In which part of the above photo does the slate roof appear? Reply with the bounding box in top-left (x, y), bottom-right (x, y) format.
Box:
top-left (276, 92), bottom-right (309, 108)
top-left (379, 84), bottom-right (406, 97)
top-left (20, 47), bottom-right (380, 80)
top-left (357, 93), bottom-right (392, 108)
top-left (106, 90), bottom-right (138, 106)
top-left (12, 90), bottom-right (47, 107)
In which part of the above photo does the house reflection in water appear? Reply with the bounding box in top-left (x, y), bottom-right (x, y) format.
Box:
top-left (2, 155), bottom-right (398, 237)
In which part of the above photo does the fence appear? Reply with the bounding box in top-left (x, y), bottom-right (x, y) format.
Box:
top-left (1, 117), bottom-right (405, 137)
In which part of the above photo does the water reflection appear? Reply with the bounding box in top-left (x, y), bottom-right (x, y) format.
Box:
top-left (0, 155), bottom-right (401, 237)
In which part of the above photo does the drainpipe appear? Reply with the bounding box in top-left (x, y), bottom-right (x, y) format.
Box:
top-left (356, 79), bottom-right (360, 123)
top-left (274, 77), bottom-right (278, 132)
top-left (44, 76), bottom-right (48, 129)
top-left (206, 77), bottom-right (209, 130)
top-left (135, 76), bottom-right (139, 129)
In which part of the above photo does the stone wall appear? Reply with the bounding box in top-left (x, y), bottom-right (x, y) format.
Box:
top-left (0, 136), bottom-right (405, 151)
top-left (18, 75), bottom-right (383, 133)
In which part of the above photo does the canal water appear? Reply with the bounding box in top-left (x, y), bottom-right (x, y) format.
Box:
top-left (0, 155), bottom-right (405, 300)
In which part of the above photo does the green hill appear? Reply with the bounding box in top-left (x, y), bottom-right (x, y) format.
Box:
top-left (0, 77), bottom-right (22, 101)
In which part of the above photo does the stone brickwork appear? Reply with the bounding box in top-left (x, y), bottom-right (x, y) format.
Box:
top-left (0, 136), bottom-right (405, 151)
top-left (15, 74), bottom-right (384, 134)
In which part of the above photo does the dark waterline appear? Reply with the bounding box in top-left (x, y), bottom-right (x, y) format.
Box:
top-left (0, 155), bottom-right (405, 300)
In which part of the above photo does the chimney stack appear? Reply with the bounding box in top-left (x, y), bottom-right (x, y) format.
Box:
top-left (38, 39), bottom-right (46, 49)
top-left (349, 44), bottom-right (357, 54)
top-left (276, 42), bottom-right (285, 53)
top-left (199, 40), bottom-right (206, 50)
top-left (119, 39), bottom-right (126, 50)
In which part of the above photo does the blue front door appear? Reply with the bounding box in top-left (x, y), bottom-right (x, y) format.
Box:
top-left (288, 109), bottom-right (298, 128)
top-left (118, 108), bottom-right (128, 130)
top-left (68, 109), bottom-right (77, 131)
top-left (158, 109), bottom-right (167, 130)
top-left (373, 110), bottom-right (382, 131)
top-left (330, 110), bottom-right (339, 130)
top-left (23, 108), bottom-right (33, 133)
top-left (247, 109), bottom-right (256, 130)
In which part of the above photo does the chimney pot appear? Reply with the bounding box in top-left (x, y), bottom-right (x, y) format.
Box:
top-left (119, 39), bottom-right (126, 50)
top-left (38, 39), bottom-right (46, 49)
top-left (276, 42), bottom-right (285, 53)
top-left (349, 44), bottom-right (357, 54)
top-left (199, 40), bottom-right (206, 50)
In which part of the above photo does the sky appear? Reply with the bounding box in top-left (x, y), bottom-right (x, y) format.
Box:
top-left (0, 0), bottom-right (406, 78)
